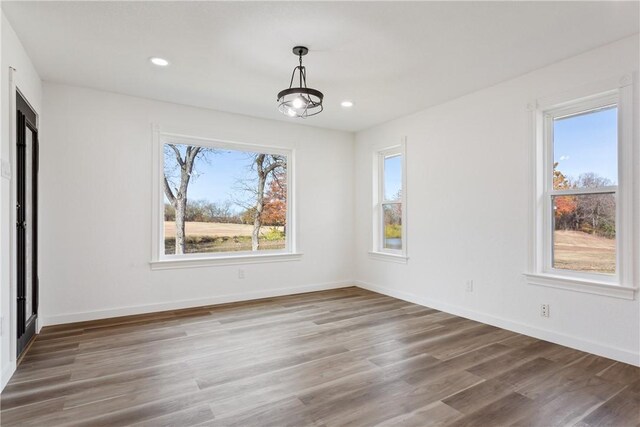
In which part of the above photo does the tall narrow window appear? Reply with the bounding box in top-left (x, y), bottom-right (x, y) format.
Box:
top-left (374, 145), bottom-right (406, 257)
top-left (527, 78), bottom-right (636, 298)
top-left (550, 105), bottom-right (618, 274)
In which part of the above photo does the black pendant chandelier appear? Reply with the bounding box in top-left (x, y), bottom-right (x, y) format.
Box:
top-left (277, 46), bottom-right (324, 118)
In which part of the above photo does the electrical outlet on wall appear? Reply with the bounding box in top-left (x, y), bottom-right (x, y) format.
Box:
top-left (541, 304), bottom-right (550, 318)
top-left (238, 269), bottom-right (245, 279)
top-left (465, 280), bottom-right (474, 292)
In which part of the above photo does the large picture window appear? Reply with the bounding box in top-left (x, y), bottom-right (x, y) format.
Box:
top-left (152, 132), bottom-right (294, 265)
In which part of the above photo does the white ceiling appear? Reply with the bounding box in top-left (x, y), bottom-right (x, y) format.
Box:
top-left (3, 1), bottom-right (638, 132)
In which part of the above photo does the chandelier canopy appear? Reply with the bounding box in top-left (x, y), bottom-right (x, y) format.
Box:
top-left (277, 46), bottom-right (324, 118)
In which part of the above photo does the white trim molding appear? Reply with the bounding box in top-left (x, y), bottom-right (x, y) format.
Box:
top-left (39, 280), bottom-right (353, 327)
top-left (355, 280), bottom-right (640, 367)
top-left (368, 251), bottom-right (409, 264)
top-left (6, 67), bottom-right (19, 388)
top-left (1, 361), bottom-right (17, 391)
top-left (372, 137), bottom-right (407, 259)
top-left (524, 273), bottom-right (637, 300)
top-left (150, 252), bottom-right (303, 270)
top-left (526, 74), bottom-right (637, 297)
top-left (151, 126), bottom-right (297, 267)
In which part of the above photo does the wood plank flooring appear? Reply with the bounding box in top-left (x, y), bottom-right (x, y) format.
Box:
top-left (1, 287), bottom-right (638, 426)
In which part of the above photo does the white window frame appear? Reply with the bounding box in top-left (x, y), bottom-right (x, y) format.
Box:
top-left (150, 127), bottom-right (300, 269)
top-left (369, 140), bottom-right (408, 263)
top-left (525, 75), bottom-right (637, 299)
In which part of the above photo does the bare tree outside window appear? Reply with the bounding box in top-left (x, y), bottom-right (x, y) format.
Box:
top-left (163, 142), bottom-right (288, 255)
top-left (163, 144), bottom-right (212, 254)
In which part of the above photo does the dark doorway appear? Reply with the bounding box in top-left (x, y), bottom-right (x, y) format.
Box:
top-left (16, 91), bottom-right (38, 358)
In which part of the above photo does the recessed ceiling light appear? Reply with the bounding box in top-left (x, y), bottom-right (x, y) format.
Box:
top-left (150, 57), bottom-right (170, 67)
top-left (341, 100), bottom-right (354, 108)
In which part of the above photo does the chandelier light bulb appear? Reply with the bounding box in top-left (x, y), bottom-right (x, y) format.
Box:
top-left (292, 97), bottom-right (305, 109)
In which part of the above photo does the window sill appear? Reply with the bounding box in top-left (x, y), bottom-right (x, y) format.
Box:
top-left (368, 251), bottom-right (409, 264)
top-left (524, 273), bottom-right (637, 300)
top-left (150, 252), bottom-right (303, 270)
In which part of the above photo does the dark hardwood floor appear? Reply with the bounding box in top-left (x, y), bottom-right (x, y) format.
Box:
top-left (1, 287), bottom-right (638, 426)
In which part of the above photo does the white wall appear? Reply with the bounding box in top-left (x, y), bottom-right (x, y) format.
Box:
top-left (38, 83), bottom-right (354, 326)
top-left (354, 35), bottom-right (640, 366)
top-left (0, 12), bottom-right (43, 388)
top-left (2, 13), bottom-right (638, 399)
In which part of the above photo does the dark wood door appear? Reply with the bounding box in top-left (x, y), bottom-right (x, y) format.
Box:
top-left (16, 92), bottom-right (38, 358)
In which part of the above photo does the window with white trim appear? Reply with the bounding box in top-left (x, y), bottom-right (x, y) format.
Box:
top-left (547, 100), bottom-right (618, 275)
top-left (373, 145), bottom-right (406, 257)
top-left (528, 79), bottom-right (635, 295)
top-left (152, 132), bottom-right (295, 265)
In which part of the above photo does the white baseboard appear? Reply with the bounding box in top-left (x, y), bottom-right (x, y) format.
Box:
top-left (40, 280), bottom-right (354, 327)
top-left (355, 280), bottom-right (640, 367)
top-left (1, 361), bottom-right (16, 391)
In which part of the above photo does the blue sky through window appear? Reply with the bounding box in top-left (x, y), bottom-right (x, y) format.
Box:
top-left (164, 146), bottom-right (268, 213)
top-left (553, 106), bottom-right (617, 186)
top-left (384, 154), bottom-right (402, 200)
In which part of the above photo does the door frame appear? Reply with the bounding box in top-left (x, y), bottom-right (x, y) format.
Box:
top-left (2, 70), bottom-right (41, 389)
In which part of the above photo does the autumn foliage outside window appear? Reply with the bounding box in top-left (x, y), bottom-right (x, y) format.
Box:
top-left (162, 142), bottom-right (289, 256)
top-left (377, 148), bottom-right (405, 254)
top-left (550, 105), bottom-right (617, 274)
